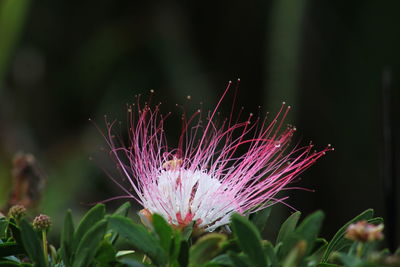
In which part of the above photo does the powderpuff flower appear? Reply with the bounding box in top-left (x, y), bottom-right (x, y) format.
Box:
top-left (102, 82), bottom-right (331, 232)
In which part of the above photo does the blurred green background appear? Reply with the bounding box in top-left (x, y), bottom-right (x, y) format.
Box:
top-left (0, 0), bottom-right (399, 246)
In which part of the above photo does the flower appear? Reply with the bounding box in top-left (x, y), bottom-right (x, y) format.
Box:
top-left (8, 204), bottom-right (26, 220)
top-left (104, 82), bottom-right (331, 232)
top-left (33, 214), bottom-right (52, 231)
top-left (345, 220), bottom-right (384, 242)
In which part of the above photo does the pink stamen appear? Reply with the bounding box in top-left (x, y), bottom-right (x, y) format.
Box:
top-left (102, 82), bottom-right (332, 231)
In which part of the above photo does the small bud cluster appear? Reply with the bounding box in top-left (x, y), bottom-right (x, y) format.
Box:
top-left (8, 204), bottom-right (26, 220)
top-left (345, 220), bottom-right (384, 243)
top-left (33, 214), bottom-right (52, 231)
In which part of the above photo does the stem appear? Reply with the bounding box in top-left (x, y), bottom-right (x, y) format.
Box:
top-left (42, 230), bottom-right (48, 267)
top-left (356, 242), bottom-right (364, 258)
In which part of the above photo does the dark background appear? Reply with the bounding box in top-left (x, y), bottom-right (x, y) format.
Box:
top-left (0, 0), bottom-right (399, 247)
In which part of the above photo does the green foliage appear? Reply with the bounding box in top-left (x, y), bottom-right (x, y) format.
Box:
top-left (72, 220), bottom-right (108, 267)
top-left (249, 206), bottom-right (272, 234)
top-left (231, 214), bottom-right (267, 267)
top-left (71, 203), bottom-right (106, 254)
top-left (189, 233), bottom-right (226, 266)
top-left (152, 214), bottom-right (173, 254)
top-left (60, 210), bottom-right (74, 266)
top-left (107, 215), bottom-right (167, 266)
top-left (108, 202), bottom-right (131, 244)
top-left (276, 211), bottom-right (301, 246)
top-left (19, 220), bottom-right (46, 267)
top-left (0, 219), bottom-right (7, 239)
top-left (0, 204), bottom-right (397, 267)
top-left (0, 242), bottom-right (24, 258)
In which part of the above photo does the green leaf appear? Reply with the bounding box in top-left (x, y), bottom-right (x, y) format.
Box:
top-left (118, 258), bottom-right (147, 267)
top-left (231, 214), bottom-right (267, 267)
top-left (108, 215), bottom-right (167, 266)
top-left (294, 211), bottom-right (324, 254)
top-left (0, 218), bottom-right (8, 239)
top-left (72, 203), bottom-right (106, 253)
top-left (72, 219), bottom-right (108, 267)
top-left (336, 252), bottom-right (362, 266)
top-left (8, 221), bottom-right (22, 246)
top-left (19, 220), bottom-right (46, 267)
top-left (0, 241), bottom-right (20, 264)
top-left (282, 240), bottom-right (307, 267)
top-left (152, 214), bottom-right (173, 254)
top-left (178, 241), bottom-right (189, 267)
top-left (276, 211), bottom-right (301, 245)
top-left (0, 242), bottom-right (24, 257)
top-left (189, 233), bottom-right (227, 267)
top-left (219, 239), bottom-right (240, 253)
top-left (227, 252), bottom-right (252, 267)
top-left (308, 238), bottom-right (328, 263)
top-left (60, 209), bottom-right (74, 266)
top-left (312, 238), bottom-right (328, 253)
top-left (367, 217), bottom-right (383, 225)
top-left (116, 250), bottom-right (135, 258)
top-left (321, 209), bottom-right (374, 262)
top-left (113, 202), bottom-right (131, 216)
top-left (263, 241), bottom-right (279, 267)
top-left (108, 202), bottom-right (131, 244)
top-left (316, 263), bottom-right (342, 267)
top-left (95, 240), bottom-right (117, 266)
top-left (170, 229), bottom-right (182, 263)
top-left (181, 221), bottom-right (195, 241)
top-left (278, 211), bottom-right (324, 259)
top-left (209, 254), bottom-right (232, 265)
top-left (0, 261), bottom-right (21, 266)
top-left (250, 206), bottom-right (272, 234)
top-left (202, 263), bottom-right (221, 267)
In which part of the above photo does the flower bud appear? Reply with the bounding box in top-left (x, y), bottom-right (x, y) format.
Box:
top-left (8, 204), bottom-right (26, 220)
top-left (138, 209), bottom-right (153, 229)
top-left (33, 214), bottom-right (52, 231)
top-left (345, 220), bottom-right (384, 242)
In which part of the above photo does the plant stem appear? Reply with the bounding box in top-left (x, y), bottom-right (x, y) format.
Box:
top-left (356, 242), bottom-right (364, 258)
top-left (42, 230), bottom-right (48, 267)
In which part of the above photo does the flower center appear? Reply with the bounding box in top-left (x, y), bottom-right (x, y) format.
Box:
top-left (147, 168), bottom-right (235, 230)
